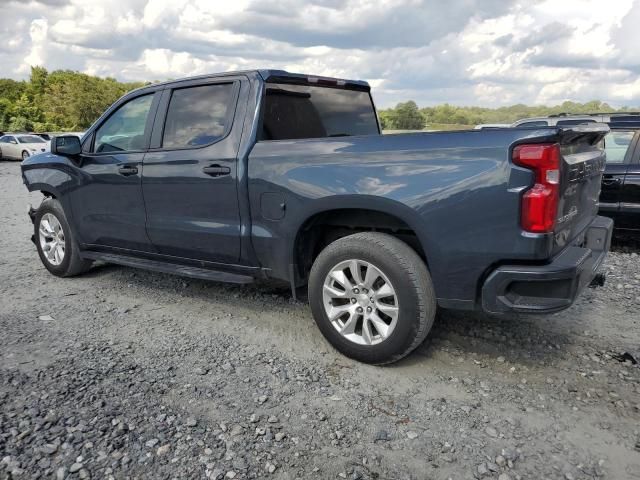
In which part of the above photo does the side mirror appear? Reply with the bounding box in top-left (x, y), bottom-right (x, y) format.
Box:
top-left (51, 135), bottom-right (81, 156)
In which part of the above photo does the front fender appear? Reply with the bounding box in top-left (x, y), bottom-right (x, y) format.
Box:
top-left (21, 154), bottom-right (79, 226)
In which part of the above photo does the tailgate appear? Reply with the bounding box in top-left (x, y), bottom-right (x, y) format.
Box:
top-left (553, 123), bottom-right (609, 253)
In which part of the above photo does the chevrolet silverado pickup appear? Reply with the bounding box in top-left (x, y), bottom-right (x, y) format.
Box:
top-left (21, 70), bottom-right (613, 364)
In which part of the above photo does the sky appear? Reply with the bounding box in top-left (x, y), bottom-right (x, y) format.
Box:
top-left (1, 0), bottom-right (640, 108)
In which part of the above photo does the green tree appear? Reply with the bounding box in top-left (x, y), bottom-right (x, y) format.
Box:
top-left (0, 98), bottom-right (12, 130)
top-left (0, 79), bottom-right (25, 104)
top-left (386, 101), bottom-right (425, 130)
top-left (8, 116), bottom-right (31, 132)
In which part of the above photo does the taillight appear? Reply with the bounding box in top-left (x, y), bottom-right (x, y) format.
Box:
top-left (512, 143), bottom-right (560, 233)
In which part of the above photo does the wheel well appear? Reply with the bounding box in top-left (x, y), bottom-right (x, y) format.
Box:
top-left (294, 209), bottom-right (425, 282)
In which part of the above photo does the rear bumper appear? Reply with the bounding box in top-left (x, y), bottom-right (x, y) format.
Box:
top-left (481, 216), bottom-right (613, 314)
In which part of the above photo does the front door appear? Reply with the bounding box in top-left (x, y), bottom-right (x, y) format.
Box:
top-left (70, 91), bottom-right (159, 251)
top-left (142, 79), bottom-right (245, 264)
top-left (599, 130), bottom-right (636, 224)
top-left (617, 144), bottom-right (640, 231)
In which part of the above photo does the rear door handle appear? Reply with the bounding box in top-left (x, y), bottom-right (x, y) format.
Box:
top-left (203, 164), bottom-right (231, 177)
top-left (118, 165), bottom-right (138, 176)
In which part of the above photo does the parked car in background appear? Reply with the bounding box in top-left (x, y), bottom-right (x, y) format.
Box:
top-left (21, 70), bottom-right (612, 364)
top-left (511, 112), bottom-right (640, 128)
top-left (0, 134), bottom-right (50, 161)
top-left (511, 114), bottom-right (640, 233)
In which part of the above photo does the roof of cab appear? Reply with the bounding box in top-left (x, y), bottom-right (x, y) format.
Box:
top-left (130, 69), bottom-right (370, 95)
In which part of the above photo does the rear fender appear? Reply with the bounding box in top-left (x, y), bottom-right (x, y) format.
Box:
top-left (288, 194), bottom-right (435, 277)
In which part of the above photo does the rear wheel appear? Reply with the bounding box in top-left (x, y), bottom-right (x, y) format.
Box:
top-left (308, 232), bottom-right (436, 364)
top-left (34, 198), bottom-right (92, 277)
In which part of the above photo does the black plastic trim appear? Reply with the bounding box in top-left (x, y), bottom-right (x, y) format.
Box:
top-left (481, 216), bottom-right (613, 314)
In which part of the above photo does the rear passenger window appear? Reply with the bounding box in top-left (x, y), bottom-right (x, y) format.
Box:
top-left (162, 83), bottom-right (235, 149)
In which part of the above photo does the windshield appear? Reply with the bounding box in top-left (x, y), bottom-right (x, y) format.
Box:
top-left (18, 135), bottom-right (46, 144)
top-left (260, 83), bottom-right (379, 140)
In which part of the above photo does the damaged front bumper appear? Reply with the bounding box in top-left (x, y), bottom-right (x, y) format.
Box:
top-left (28, 206), bottom-right (37, 244)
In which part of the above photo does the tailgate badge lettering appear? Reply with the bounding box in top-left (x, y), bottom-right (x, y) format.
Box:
top-left (564, 184), bottom-right (578, 197)
top-left (557, 205), bottom-right (578, 224)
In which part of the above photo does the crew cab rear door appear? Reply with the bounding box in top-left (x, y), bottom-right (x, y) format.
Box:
top-left (142, 76), bottom-right (247, 264)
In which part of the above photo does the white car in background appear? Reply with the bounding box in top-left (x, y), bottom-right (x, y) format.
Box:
top-left (0, 134), bottom-right (50, 161)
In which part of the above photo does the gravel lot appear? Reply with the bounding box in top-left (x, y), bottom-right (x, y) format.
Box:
top-left (1, 160), bottom-right (639, 480)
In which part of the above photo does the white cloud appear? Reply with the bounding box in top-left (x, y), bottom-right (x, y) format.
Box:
top-left (2, 0), bottom-right (640, 107)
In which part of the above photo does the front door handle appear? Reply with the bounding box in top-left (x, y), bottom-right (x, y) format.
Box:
top-left (118, 165), bottom-right (138, 176)
top-left (203, 164), bottom-right (231, 177)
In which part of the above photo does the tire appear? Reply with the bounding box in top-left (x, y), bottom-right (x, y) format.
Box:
top-left (22, 150), bottom-right (29, 161)
top-left (308, 232), bottom-right (436, 365)
top-left (34, 197), bottom-right (92, 277)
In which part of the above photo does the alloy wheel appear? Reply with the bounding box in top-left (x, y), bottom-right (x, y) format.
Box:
top-left (322, 259), bottom-right (399, 345)
top-left (39, 213), bottom-right (66, 266)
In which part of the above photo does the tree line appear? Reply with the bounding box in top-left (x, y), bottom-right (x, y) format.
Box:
top-left (1, 67), bottom-right (637, 133)
top-left (0, 67), bottom-right (146, 132)
top-left (378, 100), bottom-right (639, 130)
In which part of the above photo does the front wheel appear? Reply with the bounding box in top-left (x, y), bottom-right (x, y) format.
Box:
top-left (34, 198), bottom-right (92, 277)
top-left (308, 232), bottom-right (436, 364)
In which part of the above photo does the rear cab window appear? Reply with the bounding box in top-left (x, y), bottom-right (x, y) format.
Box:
top-left (260, 83), bottom-right (379, 141)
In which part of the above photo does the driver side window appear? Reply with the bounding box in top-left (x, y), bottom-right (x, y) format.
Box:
top-left (94, 94), bottom-right (154, 153)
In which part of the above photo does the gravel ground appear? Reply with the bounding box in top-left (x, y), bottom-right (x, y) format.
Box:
top-left (1, 160), bottom-right (639, 480)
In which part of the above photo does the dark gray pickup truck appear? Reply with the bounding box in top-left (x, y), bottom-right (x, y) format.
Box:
top-left (22, 70), bottom-right (613, 364)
